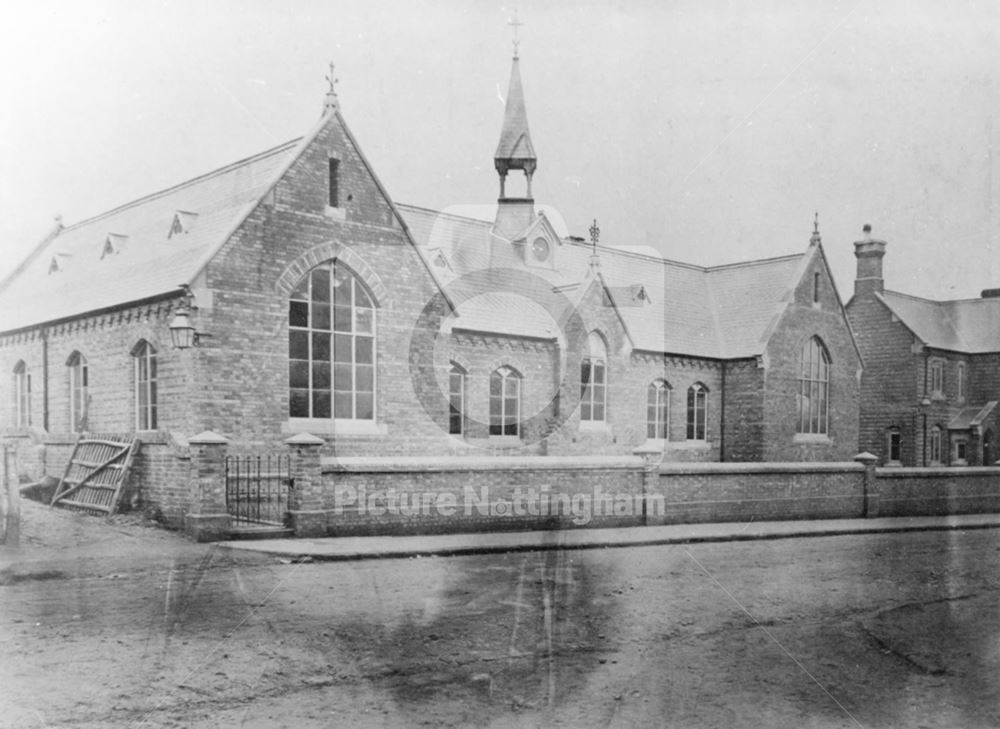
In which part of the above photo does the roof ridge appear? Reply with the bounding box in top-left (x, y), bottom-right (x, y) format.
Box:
top-left (61, 137), bottom-right (302, 233)
top-left (397, 203), bottom-right (493, 227)
top-left (704, 251), bottom-right (803, 272)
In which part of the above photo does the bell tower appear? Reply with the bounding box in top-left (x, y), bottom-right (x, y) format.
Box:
top-left (493, 14), bottom-right (538, 240)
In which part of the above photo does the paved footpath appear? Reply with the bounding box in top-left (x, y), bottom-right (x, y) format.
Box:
top-left (219, 512), bottom-right (1000, 561)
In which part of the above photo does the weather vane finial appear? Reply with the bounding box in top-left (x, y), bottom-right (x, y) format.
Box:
top-left (811, 211), bottom-right (821, 244)
top-left (326, 62), bottom-right (339, 95)
top-left (508, 10), bottom-right (524, 58)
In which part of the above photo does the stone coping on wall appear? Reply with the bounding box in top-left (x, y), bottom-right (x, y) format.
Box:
top-left (322, 455), bottom-right (645, 473)
top-left (658, 461), bottom-right (865, 475)
top-left (875, 466), bottom-right (1000, 478)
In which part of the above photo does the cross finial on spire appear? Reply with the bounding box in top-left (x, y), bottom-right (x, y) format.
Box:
top-left (508, 10), bottom-right (524, 58)
top-left (589, 219), bottom-right (600, 251)
top-left (810, 211), bottom-right (821, 244)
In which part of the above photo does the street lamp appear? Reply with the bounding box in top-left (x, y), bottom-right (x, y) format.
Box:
top-left (168, 284), bottom-right (208, 349)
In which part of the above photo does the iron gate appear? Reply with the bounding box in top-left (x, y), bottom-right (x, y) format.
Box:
top-left (225, 455), bottom-right (292, 527)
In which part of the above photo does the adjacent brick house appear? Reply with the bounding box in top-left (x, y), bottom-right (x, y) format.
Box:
top-left (846, 226), bottom-right (1000, 466)
top-left (0, 53), bottom-right (863, 506)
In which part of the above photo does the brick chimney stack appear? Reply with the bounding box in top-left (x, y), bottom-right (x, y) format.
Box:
top-left (854, 224), bottom-right (887, 298)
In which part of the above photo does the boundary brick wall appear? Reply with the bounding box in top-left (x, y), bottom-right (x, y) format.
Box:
top-left (873, 467), bottom-right (1000, 517)
top-left (650, 461), bottom-right (867, 524)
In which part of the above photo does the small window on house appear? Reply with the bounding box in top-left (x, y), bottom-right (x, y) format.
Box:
top-left (647, 380), bottom-right (670, 440)
top-left (887, 428), bottom-right (902, 464)
top-left (67, 351), bottom-right (89, 433)
top-left (489, 366), bottom-right (521, 437)
top-left (955, 439), bottom-right (968, 463)
top-left (929, 360), bottom-right (944, 397)
top-left (957, 362), bottom-right (966, 401)
top-left (929, 425), bottom-right (942, 464)
top-left (328, 158), bottom-right (340, 208)
top-left (686, 383), bottom-right (708, 440)
top-left (12, 361), bottom-right (30, 428)
top-left (449, 363), bottom-right (466, 436)
top-left (580, 332), bottom-right (607, 422)
top-left (132, 340), bottom-right (157, 431)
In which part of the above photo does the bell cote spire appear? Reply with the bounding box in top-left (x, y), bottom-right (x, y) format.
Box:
top-left (493, 16), bottom-right (538, 240)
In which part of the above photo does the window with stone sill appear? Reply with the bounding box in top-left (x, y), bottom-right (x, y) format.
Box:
top-left (647, 380), bottom-right (670, 440)
top-left (929, 359), bottom-right (944, 397)
top-left (289, 260), bottom-right (375, 422)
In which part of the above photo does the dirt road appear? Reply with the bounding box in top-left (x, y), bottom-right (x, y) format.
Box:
top-left (2, 500), bottom-right (999, 728)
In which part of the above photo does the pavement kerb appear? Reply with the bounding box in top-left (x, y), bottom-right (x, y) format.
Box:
top-left (216, 514), bottom-right (1000, 562)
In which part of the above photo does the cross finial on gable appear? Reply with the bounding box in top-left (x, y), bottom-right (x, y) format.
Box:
top-left (811, 211), bottom-right (821, 244)
top-left (508, 10), bottom-right (524, 58)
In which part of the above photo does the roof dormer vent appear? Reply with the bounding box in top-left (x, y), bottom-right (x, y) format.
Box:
top-left (48, 252), bottom-right (72, 274)
top-left (169, 210), bottom-right (198, 239)
top-left (102, 233), bottom-right (128, 259)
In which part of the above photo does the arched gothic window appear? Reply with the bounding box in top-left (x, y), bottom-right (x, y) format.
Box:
top-left (67, 351), bottom-right (89, 432)
top-left (647, 380), bottom-right (671, 440)
top-left (289, 261), bottom-right (375, 420)
top-left (12, 360), bottom-right (30, 428)
top-left (797, 337), bottom-right (830, 435)
top-left (580, 332), bottom-right (607, 422)
top-left (489, 366), bottom-right (521, 437)
top-left (686, 383), bottom-right (708, 440)
top-left (132, 341), bottom-right (157, 430)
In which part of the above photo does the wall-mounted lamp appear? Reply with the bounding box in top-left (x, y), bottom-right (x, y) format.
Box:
top-left (168, 284), bottom-right (210, 349)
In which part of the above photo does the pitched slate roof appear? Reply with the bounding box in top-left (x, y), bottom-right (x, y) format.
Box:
top-left (0, 139), bottom-right (302, 332)
top-left (948, 401), bottom-right (998, 430)
top-left (876, 291), bottom-right (1000, 354)
top-left (398, 203), bottom-right (811, 359)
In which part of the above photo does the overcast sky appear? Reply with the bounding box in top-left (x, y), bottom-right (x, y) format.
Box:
top-left (1, 0), bottom-right (997, 301)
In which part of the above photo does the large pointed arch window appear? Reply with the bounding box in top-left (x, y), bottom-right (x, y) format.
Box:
top-left (13, 361), bottom-right (30, 428)
top-left (289, 261), bottom-right (375, 420)
top-left (797, 336), bottom-right (830, 435)
top-left (580, 332), bottom-right (607, 422)
top-left (647, 380), bottom-right (671, 440)
top-left (132, 341), bottom-right (157, 431)
top-left (489, 366), bottom-right (521, 437)
top-left (67, 351), bottom-right (89, 432)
